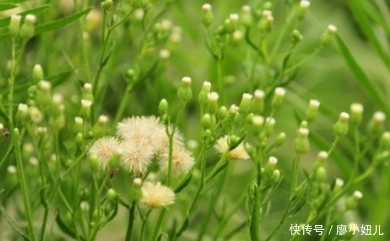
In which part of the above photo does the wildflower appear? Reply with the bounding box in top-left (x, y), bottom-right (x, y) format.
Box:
top-left (333, 112), bottom-right (349, 136)
top-left (29, 107), bottom-right (43, 123)
top-left (89, 137), bottom-right (121, 170)
top-left (350, 103), bottom-right (363, 126)
top-left (141, 182), bottom-right (175, 208)
top-left (120, 140), bottom-right (155, 173)
top-left (294, 127), bottom-right (310, 155)
top-left (215, 135), bottom-right (250, 161)
top-left (271, 87), bottom-right (286, 110)
top-left (159, 144), bottom-right (194, 175)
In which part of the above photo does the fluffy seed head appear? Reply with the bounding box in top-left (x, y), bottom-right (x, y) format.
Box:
top-left (89, 137), bottom-right (121, 170)
top-left (215, 135), bottom-right (249, 161)
top-left (141, 182), bottom-right (175, 208)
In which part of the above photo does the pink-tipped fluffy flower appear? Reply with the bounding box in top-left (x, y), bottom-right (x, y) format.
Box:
top-left (89, 137), bottom-right (121, 170)
top-left (215, 135), bottom-right (250, 161)
top-left (141, 182), bottom-right (175, 208)
top-left (160, 144), bottom-right (194, 175)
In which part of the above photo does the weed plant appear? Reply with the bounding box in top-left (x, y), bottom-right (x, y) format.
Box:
top-left (0, 0), bottom-right (389, 241)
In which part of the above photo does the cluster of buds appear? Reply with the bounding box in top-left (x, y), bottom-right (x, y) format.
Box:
top-left (9, 14), bottom-right (36, 39)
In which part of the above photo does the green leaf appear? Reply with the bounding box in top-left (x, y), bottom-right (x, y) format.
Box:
top-left (0, 3), bottom-right (17, 11)
top-left (229, 134), bottom-right (246, 151)
top-left (105, 197), bottom-right (119, 223)
top-left (174, 173), bottom-right (192, 193)
top-left (55, 211), bottom-right (77, 239)
top-left (336, 34), bottom-right (390, 117)
top-left (175, 212), bottom-right (190, 238)
top-left (34, 8), bottom-right (91, 35)
top-left (348, 0), bottom-right (390, 70)
top-left (0, 198), bottom-right (31, 241)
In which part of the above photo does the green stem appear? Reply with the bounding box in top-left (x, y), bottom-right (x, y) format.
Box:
top-left (140, 209), bottom-right (152, 241)
top-left (125, 201), bottom-right (137, 241)
top-left (13, 129), bottom-right (37, 241)
top-left (196, 165), bottom-right (229, 241)
top-left (148, 208), bottom-right (166, 241)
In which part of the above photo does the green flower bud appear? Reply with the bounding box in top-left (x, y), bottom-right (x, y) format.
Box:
top-left (246, 113), bottom-right (254, 125)
top-left (92, 115), bottom-right (108, 138)
top-left (82, 83), bottom-right (94, 103)
top-left (89, 155), bottom-right (99, 172)
top-left (294, 127), bottom-right (310, 155)
top-left (253, 89), bottom-right (265, 114)
top-left (80, 99), bottom-right (92, 119)
top-left (275, 132), bottom-right (286, 147)
top-left (345, 191), bottom-right (363, 210)
top-left (298, 0), bottom-right (310, 20)
top-left (258, 10), bottom-right (274, 33)
top-left (291, 29), bottom-right (303, 45)
top-left (177, 76), bottom-right (193, 103)
top-left (16, 103), bottom-right (29, 123)
top-left (244, 143), bottom-right (256, 158)
top-left (264, 117), bottom-right (275, 137)
top-left (20, 14), bottom-right (36, 39)
top-left (264, 156), bottom-right (277, 179)
top-left (9, 15), bottom-right (21, 37)
top-left (333, 112), bottom-right (349, 136)
top-left (239, 93), bottom-right (253, 115)
top-left (321, 24), bottom-right (337, 46)
top-left (207, 92), bottom-right (219, 113)
top-left (379, 132), bottom-right (390, 151)
top-left (349, 103), bottom-right (363, 126)
top-left (102, 0), bottom-right (113, 10)
top-left (241, 5), bottom-right (252, 27)
top-left (201, 113), bottom-right (212, 130)
top-left (33, 64), bottom-right (44, 83)
top-left (367, 111), bottom-right (386, 137)
top-left (158, 99), bottom-right (169, 116)
top-left (315, 166), bottom-right (327, 182)
top-left (198, 81), bottom-right (211, 109)
top-left (312, 151), bottom-right (328, 171)
top-left (202, 4), bottom-right (214, 27)
top-left (271, 169), bottom-right (281, 185)
top-left (271, 87), bottom-right (286, 110)
top-left (332, 178), bottom-right (344, 193)
top-left (75, 132), bottom-right (84, 145)
top-left (252, 115), bottom-right (264, 135)
top-left (305, 99), bottom-right (320, 123)
top-left (218, 106), bottom-right (228, 120)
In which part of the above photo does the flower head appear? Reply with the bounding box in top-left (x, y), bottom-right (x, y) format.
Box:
top-left (160, 144), bottom-right (194, 175)
top-left (141, 182), bottom-right (175, 208)
top-left (89, 137), bottom-right (121, 170)
top-left (215, 135), bottom-right (249, 161)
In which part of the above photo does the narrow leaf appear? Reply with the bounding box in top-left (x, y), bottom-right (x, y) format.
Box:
top-left (174, 173), bottom-right (192, 193)
top-left (0, 202), bottom-right (31, 241)
top-left (175, 212), bottom-right (190, 238)
top-left (336, 34), bottom-right (390, 117)
top-left (34, 8), bottom-right (91, 35)
top-left (55, 211), bottom-right (77, 239)
top-left (0, 3), bottom-right (17, 11)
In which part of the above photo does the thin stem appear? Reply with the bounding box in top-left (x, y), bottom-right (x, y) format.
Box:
top-left (148, 208), bottom-right (166, 241)
top-left (125, 201), bottom-right (137, 241)
top-left (140, 209), bottom-right (152, 241)
top-left (13, 129), bottom-right (36, 241)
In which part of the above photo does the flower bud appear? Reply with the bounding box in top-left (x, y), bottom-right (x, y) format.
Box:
top-left (80, 99), bottom-right (92, 119)
top-left (158, 99), bottom-right (169, 116)
top-left (9, 15), bottom-right (22, 37)
top-left (367, 111), bottom-right (385, 137)
top-left (32, 64), bottom-right (44, 83)
top-left (332, 178), bottom-right (344, 193)
top-left (202, 4), bottom-right (213, 27)
top-left (291, 29), bottom-right (303, 45)
top-left (275, 132), bottom-right (286, 147)
top-left (298, 0), bottom-right (310, 20)
top-left (345, 191), bottom-right (363, 210)
top-left (253, 89), bottom-right (265, 114)
top-left (305, 99), bottom-right (320, 123)
top-left (271, 87), bottom-right (286, 110)
top-left (264, 117), bottom-right (275, 137)
top-left (271, 169), bottom-right (281, 185)
top-left (294, 127), bottom-right (310, 155)
top-left (239, 93), bottom-right (253, 115)
top-left (241, 5), bottom-right (252, 27)
top-left (82, 83), bottom-right (94, 103)
top-left (207, 92), bottom-right (219, 113)
top-left (333, 112), bottom-right (349, 136)
top-left (312, 151), bottom-right (328, 171)
top-left (218, 106), bottom-right (228, 120)
top-left (177, 76), bottom-right (193, 103)
top-left (258, 10), bottom-right (274, 33)
top-left (264, 156), bottom-right (278, 177)
top-left (252, 115), bottom-right (264, 135)
top-left (201, 113), bottom-right (212, 130)
top-left (321, 24), bottom-right (337, 46)
top-left (315, 166), bottom-right (327, 182)
top-left (20, 14), bottom-right (36, 39)
top-left (349, 103), bottom-right (363, 126)
top-left (101, 0), bottom-right (113, 10)
top-left (379, 132), bottom-right (390, 151)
